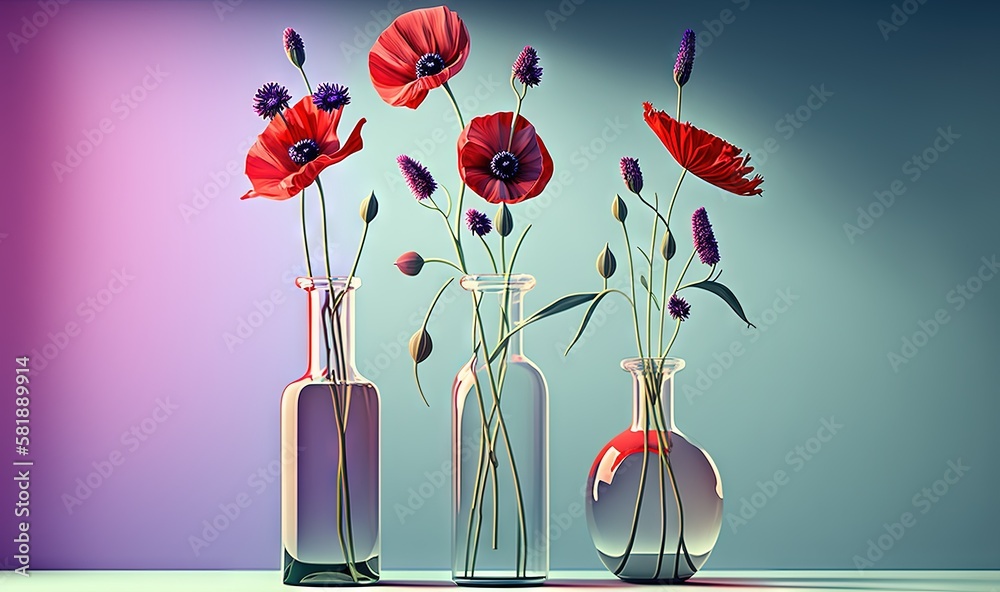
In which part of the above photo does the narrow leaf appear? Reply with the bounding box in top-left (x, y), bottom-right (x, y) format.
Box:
top-left (639, 275), bottom-right (661, 310)
top-left (564, 289), bottom-right (633, 355)
top-left (688, 280), bottom-right (756, 328)
top-left (490, 292), bottom-right (600, 362)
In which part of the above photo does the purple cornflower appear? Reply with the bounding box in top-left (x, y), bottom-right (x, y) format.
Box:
top-left (668, 294), bottom-right (691, 321)
top-left (397, 155), bottom-right (437, 200)
top-left (465, 209), bottom-right (492, 236)
top-left (620, 157), bottom-right (643, 194)
top-left (673, 29), bottom-right (696, 87)
top-left (313, 83), bottom-right (351, 112)
top-left (692, 207), bottom-right (720, 265)
top-left (284, 27), bottom-right (306, 68)
top-left (253, 82), bottom-right (291, 120)
top-left (512, 46), bottom-right (542, 87)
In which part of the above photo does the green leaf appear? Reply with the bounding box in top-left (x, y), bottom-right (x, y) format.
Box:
top-left (563, 289), bottom-right (633, 355)
top-left (490, 292), bottom-right (600, 362)
top-left (636, 246), bottom-right (653, 268)
top-left (688, 280), bottom-right (756, 328)
top-left (639, 275), bottom-right (660, 311)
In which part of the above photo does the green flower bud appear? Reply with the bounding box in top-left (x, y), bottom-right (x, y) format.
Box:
top-left (660, 228), bottom-right (676, 260)
top-left (597, 243), bottom-right (617, 279)
top-left (409, 329), bottom-right (433, 363)
top-left (612, 194), bottom-right (628, 223)
top-left (495, 203), bottom-right (514, 237)
top-left (359, 192), bottom-right (378, 223)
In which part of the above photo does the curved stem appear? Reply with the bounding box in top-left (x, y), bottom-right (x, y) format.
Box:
top-left (427, 196), bottom-right (467, 274)
top-left (298, 67), bottom-right (313, 96)
top-left (479, 237), bottom-right (498, 273)
top-left (441, 82), bottom-right (468, 250)
top-left (672, 248), bottom-right (697, 297)
top-left (621, 221), bottom-right (646, 360)
top-left (508, 75), bottom-right (525, 151)
top-left (424, 258), bottom-right (465, 274)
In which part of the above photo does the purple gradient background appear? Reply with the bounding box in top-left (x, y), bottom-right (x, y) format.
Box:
top-left (3, 0), bottom-right (999, 574)
top-left (0, 0), bottom-right (365, 569)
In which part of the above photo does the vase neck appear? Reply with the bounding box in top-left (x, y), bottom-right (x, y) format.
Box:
top-left (299, 277), bottom-right (359, 381)
top-left (460, 274), bottom-right (534, 358)
top-left (624, 358), bottom-right (684, 432)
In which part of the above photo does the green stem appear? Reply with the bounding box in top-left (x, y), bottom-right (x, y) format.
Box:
top-left (658, 169), bottom-right (688, 354)
top-left (298, 67), bottom-right (313, 95)
top-left (300, 188), bottom-right (312, 278)
top-left (508, 75), bottom-right (525, 151)
top-left (479, 237), bottom-right (498, 273)
top-left (621, 221), bottom-right (646, 360)
top-left (424, 258), bottom-right (465, 274)
top-left (441, 82), bottom-right (467, 248)
top-left (427, 196), bottom-right (467, 273)
top-left (643, 192), bottom-right (660, 359)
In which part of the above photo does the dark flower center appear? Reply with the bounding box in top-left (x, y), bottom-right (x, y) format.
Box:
top-left (489, 151), bottom-right (519, 180)
top-left (288, 139), bottom-right (320, 165)
top-left (415, 53), bottom-right (446, 78)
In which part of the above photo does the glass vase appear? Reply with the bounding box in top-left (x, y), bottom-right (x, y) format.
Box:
top-left (586, 357), bottom-right (722, 583)
top-left (451, 274), bottom-right (548, 586)
top-left (281, 277), bottom-right (380, 586)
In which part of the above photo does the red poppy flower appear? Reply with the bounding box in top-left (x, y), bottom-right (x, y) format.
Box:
top-left (242, 98), bottom-right (365, 201)
top-left (368, 6), bottom-right (470, 109)
top-left (643, 102), bottom-right (763, 196)
top-left (457, 112), bottom-right (553, 205)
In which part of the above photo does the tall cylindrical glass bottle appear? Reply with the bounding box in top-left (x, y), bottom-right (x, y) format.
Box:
top-left (281, 277), bottom-right (380, 586)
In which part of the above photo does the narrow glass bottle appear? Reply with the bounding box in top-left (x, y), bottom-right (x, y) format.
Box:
top-left (281, 277), bottom-right (380, 586)
top-left (452, 274), bottom-right (548, 586)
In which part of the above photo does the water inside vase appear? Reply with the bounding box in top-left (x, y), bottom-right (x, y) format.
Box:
top-left (283, 382), bottom-right (380, 585)
top-left (586, 429), bottom-right (722, 582)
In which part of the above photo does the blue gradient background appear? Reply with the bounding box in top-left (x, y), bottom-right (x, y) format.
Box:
top-left (1, 0), bottom-right (997, 572)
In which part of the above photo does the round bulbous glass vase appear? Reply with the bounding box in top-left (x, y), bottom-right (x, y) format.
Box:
top-left (585, 357), bottom-right (722, 584)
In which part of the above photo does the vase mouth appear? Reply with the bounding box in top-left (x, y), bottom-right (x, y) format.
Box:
top-left (620, 357), bottom-right (685, 374)
top-left (460, 273), bottom-right (535, 293)
top-left (295, 276), bottom-right (362, 291)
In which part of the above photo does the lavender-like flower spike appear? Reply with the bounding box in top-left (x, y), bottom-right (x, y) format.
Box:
top-left (620, 157), bottom-right (643, 195)
top-left (253, 82), bottom-right (291, 120)
top-left (397, 155), bottom-right (437, 201)
top-left (692, 206), bottom-right (720, 265)
top-left (668, 294), bottom-right (691, 321)
top-left (284, 28), bottom-right (306, 68)
top-left (673, 29), bottom-right (696, 87)
top-left (465, 209), bottom-right (492, 236)
top-left (313, 83), bottom-right (351, 112)
top-left (513, 46), bottom-right (543, 87)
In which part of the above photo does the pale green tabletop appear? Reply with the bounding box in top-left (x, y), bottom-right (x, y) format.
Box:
top-left (3, 570), bottom-right (998, 591)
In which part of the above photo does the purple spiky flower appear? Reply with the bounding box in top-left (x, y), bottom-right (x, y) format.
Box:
top-left (620, 157), bottom-right (643, 194)
top-left (313, 83), bottom-right (351, 112)
top-left (397, 155), bottom-right (437, 200)
top-left (252, 82), bottom-right (291, 120)
top-left (283, 27), bottom-right (306, 68)
top-left (692, 206), bottom-right (720, 265)
top-left (673, 29), bottom-right (696, 87)
top-left (513, 46), bottom-right (542, 87)
top-left (668, 294), bottom-right (691, 321)
top-left (465, 209), bottom-right (492, 237)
